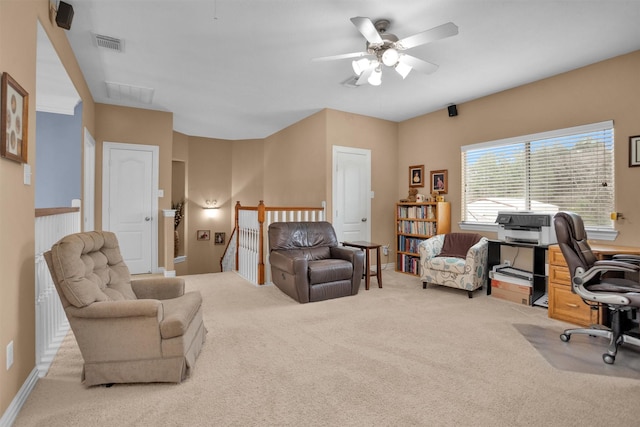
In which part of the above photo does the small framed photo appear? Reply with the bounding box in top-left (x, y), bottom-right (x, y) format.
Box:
top-left (409, 165), bottom-right (424, 188)
top-left (196, 230), bottom-right (210, 241)
top-left (1, 72), bottom-right (29, 163)
top-left (214, 232), bottom-right (226, 245)
top-left (430, 169), bottom-right (448, 194)
top-left (630, 135), bottom-right (640, 167)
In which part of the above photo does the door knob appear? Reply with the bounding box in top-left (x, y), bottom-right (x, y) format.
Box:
top-left (145, 217), bottom-right (151, 221)
top-left (361, 218), bottom-right (367, 222)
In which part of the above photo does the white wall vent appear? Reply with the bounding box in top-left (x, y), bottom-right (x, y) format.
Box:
top-left (93, 34), bottom-right (124, 52)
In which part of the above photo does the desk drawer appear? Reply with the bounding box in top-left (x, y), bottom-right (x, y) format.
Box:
top-left (549, 265), bottom-right (571, 286)
top-left (548, 246), bottom-right (567, 266)
top-left (548, 283), bottom-right (598, 326)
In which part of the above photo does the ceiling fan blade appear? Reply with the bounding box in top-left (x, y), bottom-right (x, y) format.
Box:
top-left (350, 17), bottom-right (383, 45)
top-left (356, 65), bottom-right (375, 86)
top-left (396, 22), bottom-right (458, 50)
top-left (312, 51), bottom-right (370, 62)
top-left (398, 54), bottom-right (439, 75)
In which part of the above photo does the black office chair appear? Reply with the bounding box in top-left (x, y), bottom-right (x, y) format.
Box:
top-left (553, 211), bottom-right (640, 364)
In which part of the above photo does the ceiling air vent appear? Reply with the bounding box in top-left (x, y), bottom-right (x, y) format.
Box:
top-left (93, 33), bottom-right (123, 52)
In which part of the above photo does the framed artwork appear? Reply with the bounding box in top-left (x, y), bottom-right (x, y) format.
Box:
top-left (430, 169), bottom-right (448, 194)
top-left (196, 230), bottom-right (210, 241)
top-left (214, 232), bottom-right (226, 245)
top-left (409, 165), bottom-right (424, 188)
top-left (1, 72), bottom-right (29, 163)
top-left (630, 135), bottom-right (640, 167)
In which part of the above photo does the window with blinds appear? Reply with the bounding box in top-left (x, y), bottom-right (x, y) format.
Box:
top-left (461, 121), bottom-right (614, 229)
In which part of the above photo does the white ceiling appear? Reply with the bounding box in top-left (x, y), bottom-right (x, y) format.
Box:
top-left (41, 0), bottom-right (640, 140)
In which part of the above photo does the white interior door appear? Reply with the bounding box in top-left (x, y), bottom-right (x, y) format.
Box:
top-left (103, 142), bottom-right (158, 274)
top-left (332, 146), bottom-right (371, 242)
top-left (83, 128), bottom-right (95, 231)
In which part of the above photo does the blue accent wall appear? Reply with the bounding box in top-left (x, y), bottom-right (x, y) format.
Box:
top-left (35, 103), bottom-right (82, 208)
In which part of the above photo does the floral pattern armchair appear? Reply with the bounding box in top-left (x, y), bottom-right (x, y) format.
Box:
top-left (419, 233), bottom-right (489, 298)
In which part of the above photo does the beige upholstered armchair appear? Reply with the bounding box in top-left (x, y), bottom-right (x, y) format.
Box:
top-left (44, 231), bottom-right (206, 386)
top-left (419, 233), bottom-right (489, 298)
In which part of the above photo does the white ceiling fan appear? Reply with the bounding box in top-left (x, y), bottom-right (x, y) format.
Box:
top-left (314, 17), bottom-right (458, 86)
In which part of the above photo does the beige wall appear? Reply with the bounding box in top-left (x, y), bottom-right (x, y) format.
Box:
top-left (94, 104), bottom-right (174, 265)
top-left (263, 111), bottom-right (327, 206)
top-left (399, 50), bottom-right (640, 247)
top-left (186, 136), bottom-right (233, 274)
top-left (0, 0), bottom-right (96, 416)
top-left (231, 139), bottom-right (264, 211)
top-left (325, 109), bottom-right (399, 254)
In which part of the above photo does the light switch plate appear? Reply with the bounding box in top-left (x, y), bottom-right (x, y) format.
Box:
top-left (23, 163), bottom-right (31, 185)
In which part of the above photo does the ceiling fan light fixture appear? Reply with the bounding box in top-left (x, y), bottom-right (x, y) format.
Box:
top-left (381, 48), bottom-right (399, 66)
top-left (368, 66), bottom-right (382, 86)
top-left (352, 58), bottom-right (370, 76)
top-left (395, 61), bottom-right (412, 79)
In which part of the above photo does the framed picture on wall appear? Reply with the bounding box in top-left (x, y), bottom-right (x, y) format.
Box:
top-left (196, 230), bottom-right (210, 241)
top-left (1, 72), bottom-right (29, 163)
top-left (409, 165), bottom-right (424, 188)
top-left (430, 169), bottom-right (448, 194)
top-left (214, 232), bottom-right (226, 245)
top-left (630, 135), bottom-right (640, 167)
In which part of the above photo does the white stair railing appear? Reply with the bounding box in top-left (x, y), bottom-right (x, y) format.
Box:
top-left (229, 201), bottom-right (326, 285)
top-left (34, 204), bottom-right (80, 376)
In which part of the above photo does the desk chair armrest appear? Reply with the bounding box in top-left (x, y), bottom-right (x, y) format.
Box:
top-left (575, 260), bottom-right (640, 285)
top-left (612, 254), bottom-right (640, 264)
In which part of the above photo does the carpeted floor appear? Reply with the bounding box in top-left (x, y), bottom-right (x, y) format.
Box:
top-left (13, 270), bottom-right (640, 426)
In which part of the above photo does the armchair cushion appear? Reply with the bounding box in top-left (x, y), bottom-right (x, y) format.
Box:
top-left (308, 259), bottom-right (353, 285)
top-left (439, 233), bottom-right (482, 259)
top-left (47, 231), bottom-right (136, 307)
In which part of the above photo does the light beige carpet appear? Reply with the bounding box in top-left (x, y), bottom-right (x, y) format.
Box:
top-left (13, 271), bottom-right (640, 426)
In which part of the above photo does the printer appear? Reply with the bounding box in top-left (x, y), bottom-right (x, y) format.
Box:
top-left (495, 211), bottom-right (557, 245)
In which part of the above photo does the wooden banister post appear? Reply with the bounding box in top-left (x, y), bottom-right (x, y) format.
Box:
top-left (257, 200), bottom-right (266, 285)
top-left (235, 201), bottom-right (241, 270)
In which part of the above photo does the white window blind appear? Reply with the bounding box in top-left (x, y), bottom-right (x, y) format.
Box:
top-left (461, 121), bottom-right (614, 229)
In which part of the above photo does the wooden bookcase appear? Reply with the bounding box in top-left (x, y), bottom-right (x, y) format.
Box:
top-left (395, 201), bottom-right (451, 276)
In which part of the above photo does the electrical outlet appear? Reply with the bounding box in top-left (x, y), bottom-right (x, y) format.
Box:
top-left (7, 341), bottom-right (14, 370)
top-left (503, 260), bottom-right (511, 266)
top-left (383, 245), bottom-right (389, 256)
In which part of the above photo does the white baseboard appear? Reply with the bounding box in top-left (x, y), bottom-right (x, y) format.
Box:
top-left (0, 368), bottom-right (39, 427)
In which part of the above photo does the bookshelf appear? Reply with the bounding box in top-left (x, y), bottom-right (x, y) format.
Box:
top-left (395, 201), bottom-right (451, 276)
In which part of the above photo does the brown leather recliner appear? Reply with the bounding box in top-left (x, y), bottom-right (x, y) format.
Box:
top-left (268, 222), bottom-right (364, 303)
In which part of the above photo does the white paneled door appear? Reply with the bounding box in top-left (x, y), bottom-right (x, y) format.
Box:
top-left (332, 146), bottom-right (371, 243)
top-left (103, 142), bottom-right (158, 274)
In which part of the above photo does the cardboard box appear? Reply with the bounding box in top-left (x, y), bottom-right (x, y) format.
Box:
top-left (490, 286), bottom-right (532, 306)
top-left (491, 278), bottom-right (532, 295)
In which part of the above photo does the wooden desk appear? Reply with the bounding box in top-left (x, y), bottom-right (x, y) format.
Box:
top-left (548, 243), bottom-right (640, 326)
top-left (342, 241), bottom-right (383, 291)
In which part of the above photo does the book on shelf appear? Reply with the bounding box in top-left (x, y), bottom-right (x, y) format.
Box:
top-left (397, 204), bottom-right (435, 219)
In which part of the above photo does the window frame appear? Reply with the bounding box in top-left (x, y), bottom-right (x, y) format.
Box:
top-left (459, 120), bottom-right (617, 241)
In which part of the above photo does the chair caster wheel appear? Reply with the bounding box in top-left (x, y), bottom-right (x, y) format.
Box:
top-left (603, 354), bottom-right (615, 364)
top-left (560, 333), bottom-right (570, 342)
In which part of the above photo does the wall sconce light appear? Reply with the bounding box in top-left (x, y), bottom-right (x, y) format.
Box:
top-left (203, 200), bottom-right (219, 218)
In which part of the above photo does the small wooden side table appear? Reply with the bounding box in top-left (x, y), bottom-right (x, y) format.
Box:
top-left (342, 241), bottom-right (383, 290)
